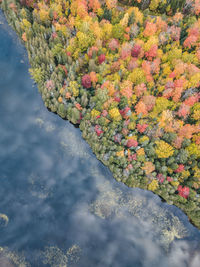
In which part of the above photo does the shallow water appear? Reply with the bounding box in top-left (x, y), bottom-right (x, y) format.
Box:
top-left (0, 9), bottom-right (200, 267)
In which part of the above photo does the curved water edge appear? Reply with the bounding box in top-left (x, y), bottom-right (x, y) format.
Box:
top-left (0, 8), bottom-right (200, 267)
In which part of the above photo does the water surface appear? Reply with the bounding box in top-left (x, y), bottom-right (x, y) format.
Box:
top-left (0, 9), bottom-right (200, 267)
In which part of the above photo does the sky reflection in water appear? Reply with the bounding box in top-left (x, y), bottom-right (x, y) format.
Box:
top-left (0, 9), bottom-right (200, 267)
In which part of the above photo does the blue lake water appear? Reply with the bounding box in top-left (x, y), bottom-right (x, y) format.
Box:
top-left (0, 9), bottom-right (200, 267)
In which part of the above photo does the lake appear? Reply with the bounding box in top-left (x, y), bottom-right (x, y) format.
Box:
top-left (0, 9), bottom-right (200, 267)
